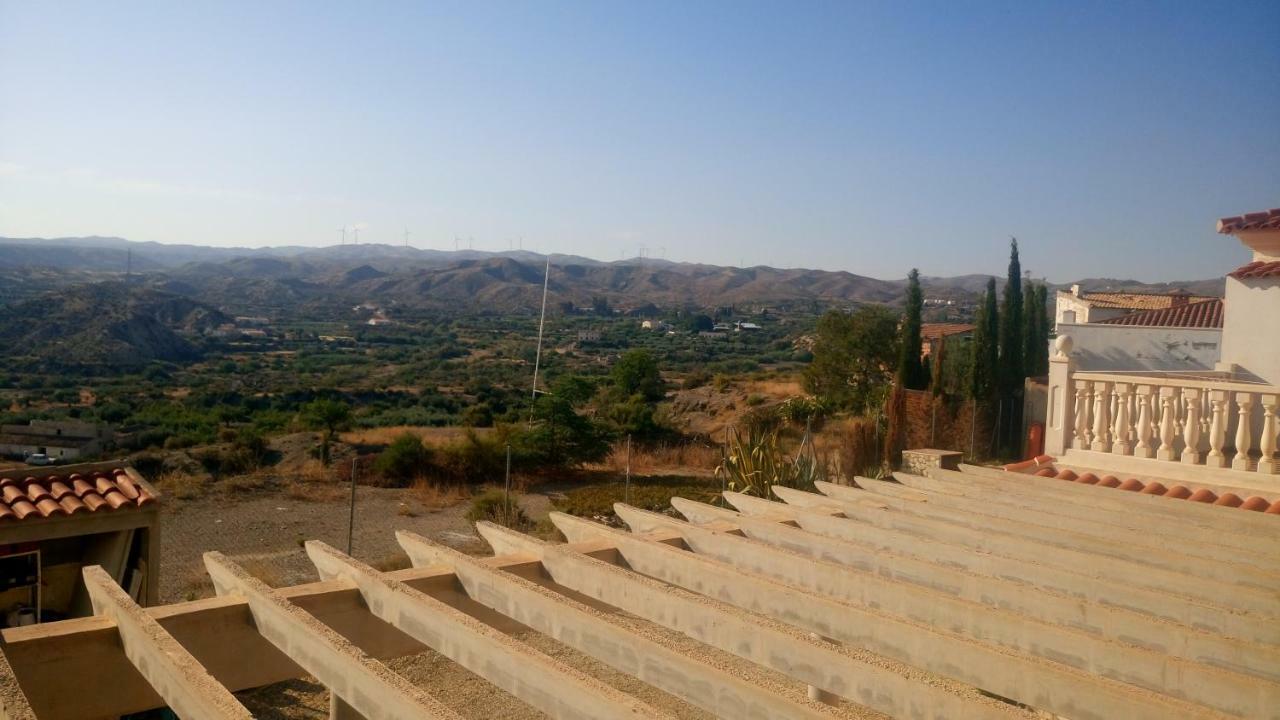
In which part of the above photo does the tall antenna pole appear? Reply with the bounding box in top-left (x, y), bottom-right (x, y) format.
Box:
top-left (529, 255), bottom-right (552, 421)
top-left (404, 228), bottom-right (410, 247)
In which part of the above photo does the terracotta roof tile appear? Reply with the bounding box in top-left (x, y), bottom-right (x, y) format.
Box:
top-left (1078, 292), bottom-right (1217, 311)
top-left (0, 468), bottom-right (153, 522)
top-left (921, 323), bottom-right (976, 341)
top-left (1227, 260), bottom-right (1280, 280)
top-left (1010, 460), bottom-right (1277, 518)
top-left (1217, 208), bottom-right (1280, 234)
top-left (1094, 298), bottom-right (1223, 328)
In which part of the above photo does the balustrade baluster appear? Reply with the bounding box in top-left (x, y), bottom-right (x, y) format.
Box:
top-left (1156, 387), bottom-right (1177, 461)
top-left (1206, 390), bottom-right (1229, 468)
top-left (1075, 381), bottom-right (1092, 449)
top-left (1111, 383), bottom-right (1132, 455)
top-left (1260, 395), bottom-right (1279, 475)
top-left (1181, 388), bottom-right (1202, 464)
top-left (1232, 393), bottom-right (1256, 471)
top-left (1134, 386), bottom-right (1155, 458)
top-left (1091, 381), bottom-right (1112, 452)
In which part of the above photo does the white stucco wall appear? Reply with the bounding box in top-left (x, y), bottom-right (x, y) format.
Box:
top-left (1218, 276), bottom-right (1280, 385)
top-left (1056, 323), bottom-right (1221, 372)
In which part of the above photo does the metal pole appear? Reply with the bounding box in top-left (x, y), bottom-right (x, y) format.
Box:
top-left (504, 443), bottom-right (512, 515)
top-left (347, 456), bottom-right (357, 555)
top-left (624, 435), bottom-right (631, 505)
top-left (529, 256), bottom-right (551, 423)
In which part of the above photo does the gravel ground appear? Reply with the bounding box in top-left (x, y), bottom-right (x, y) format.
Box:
top-left (160, 481), bottom-right (486, 602)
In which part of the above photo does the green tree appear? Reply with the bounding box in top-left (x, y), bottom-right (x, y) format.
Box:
top-left (970, 278), bottom-right (999, 399)
top-left (802, 305), bottom-right (900, 413)
top-left (303, 398), bottom-right (352, 465)
top-left (521, 395), bottom-right (610, 466)
top-left (1022, 282), bottom-right (1049, 377)
top-left (375, 433), bottom-right (432, 486)
top-left (997, 238), bottom-right (1024, 453)
top-left (611, 349), bottom-right (665, 402)
top-left (897, 268), bottom-right (927, 390)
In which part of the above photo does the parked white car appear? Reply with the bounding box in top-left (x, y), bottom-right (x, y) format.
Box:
top-left (24, 453), bottom-right (57, 466)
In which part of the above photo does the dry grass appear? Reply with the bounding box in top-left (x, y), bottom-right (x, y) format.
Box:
top-left (411, 480), bottom-right (471, 510)
top-left (154, 470), bottom-right (207, 501)
top-left (589, 441), bottom-right (720, 477)
top-left (283, 480), bottom-right (347, 503)
top-left (339, 426), bottom-right (494, 447)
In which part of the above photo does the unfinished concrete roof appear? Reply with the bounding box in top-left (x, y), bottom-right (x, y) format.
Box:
top-left (1, 462), bottom-right (1277, 719)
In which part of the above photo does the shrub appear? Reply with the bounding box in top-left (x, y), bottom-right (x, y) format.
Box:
top-left (374, 433), bottom-right (433, 486)
top-left (553, 479), bottom-right (719, 519)
top-left (466, 489), bottom-right (530, 529)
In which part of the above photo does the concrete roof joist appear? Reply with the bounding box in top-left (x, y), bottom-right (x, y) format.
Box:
top-left (722, 490), bottom-right (1279, 647)
top-left (768, 484), bottom-right (1279, 617)
top-left (550, 509), bottom-right (1258, 720)
top-left (664, 496), bottom-right (1280, 684)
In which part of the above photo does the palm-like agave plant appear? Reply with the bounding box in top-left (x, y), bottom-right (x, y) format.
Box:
top-left (715, 425), bottom-right (829, 499)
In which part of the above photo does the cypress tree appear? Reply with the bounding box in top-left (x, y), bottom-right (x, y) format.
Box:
top-left (997, 239), bottom-right (1024, 453)
top-left (1035, 284), bottom-right (1050, 374)
top-left (1021, 281), bottom-right (1040, 377)
top-left (897, 268), bottom-right (927, 389)
top-left (970, 277), bottom-right (999, 399)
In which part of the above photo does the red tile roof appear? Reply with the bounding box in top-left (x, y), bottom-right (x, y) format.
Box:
top-left (1010, 457), bottom-right (1279, 515)
top-left (1093, 298), bottom-right (1223, 328)
top-left (1227, 260), bottom-right (1280, 280)
top-left (1217, 208), bottom-right (1280, 234)
top-left (0, 469), bottom-right (155, 521)
top-left (1077, 291), bottom-right (1217, 311)
top-left (920, 323), bottom-right (975, 341)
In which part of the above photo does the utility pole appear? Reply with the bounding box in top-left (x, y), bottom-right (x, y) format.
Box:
top-left (403, 228), bottom-right (410, 247)
top-left (529, 255), bottom-right (551, 421)
top-left (347, 457), bottom-right (358, 554)
top-left (338, 227), bottom-right (347, 245)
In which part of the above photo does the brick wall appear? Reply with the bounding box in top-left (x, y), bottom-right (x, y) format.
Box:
top-left (901, 389), bottom-right (993, 459)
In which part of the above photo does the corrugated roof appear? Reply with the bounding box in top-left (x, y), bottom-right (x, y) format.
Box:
top-left (1217, 208), bottom-right (1280, 234)
top-left (0, 468), bottom-right (155, 521)
top-left (1227, 260), bottom-right (1280, 280)
top-left (1094, 298), bottom-right (1223, 328)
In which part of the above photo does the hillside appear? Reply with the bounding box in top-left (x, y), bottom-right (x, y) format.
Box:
top-left (0, 283), bottom-right (229, 366)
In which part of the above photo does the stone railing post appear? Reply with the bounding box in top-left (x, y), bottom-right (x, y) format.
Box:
top-left (1232, 392), bottom-right (1256, 472)
top-left (1260, 394), bottom-right (1279, 475)
top-left (1075, 380), bottom-right (1093, 449)
top-left (1156, 386), bottom-right (1178, 461)
top-left (1181, 388), bottom-right (1202, 464)
top-left (1206, 390), bottom-right (1229, 468)
top-left (1134, 386), bottom-right (1155, 458)
top-left (1044, 336), bottom-right (1076, 456)
top-left (1091, 381), bottom-right (1112, 452)
top-left (1111, 382), bottom-right (1132, 455)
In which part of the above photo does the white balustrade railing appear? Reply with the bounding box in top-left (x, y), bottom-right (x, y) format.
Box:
top-left (1068, 371), bottom-right (1280, 474)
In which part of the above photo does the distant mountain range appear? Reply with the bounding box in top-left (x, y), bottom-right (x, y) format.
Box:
top-left (0, 236), bottom-right (1226, 316)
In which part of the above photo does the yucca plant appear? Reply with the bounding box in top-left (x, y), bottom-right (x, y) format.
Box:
top-left (715, 424), bottom-right (827, 499)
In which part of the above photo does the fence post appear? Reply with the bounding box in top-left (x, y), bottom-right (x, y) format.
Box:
top-left (1044, 335), bottom-right (1076, 457)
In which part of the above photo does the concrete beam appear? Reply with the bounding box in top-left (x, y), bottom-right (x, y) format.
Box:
top-left (769, 485), bottom-right (1279, 618)
top-left (202, 552), bottom-right (462, 720)
top-left (953, 463), bottom-right (1280, 539)
top-left (557, 510), bottom-right (1244, 720)
top-left (820, 480), bottom-right (1280, 587)
top-left (893, 469), bottom-right (1276, 560)
top-left (861, 475), bottom-right (1276, 570)
top-left (722, 491), bottom-right (1280, 648)
top-left (470, 521), bottom-right (1023, 720)
top-left (670, 497), bottom-right (1280, 682)
top-left (304, 540), bottom-right (667, 720)
top-left (82, 566), bottom-right (253, 720)
top-left (394, 531), bottom-right (841, 720)
top-left (613, 502), bottom-right (1279, 716)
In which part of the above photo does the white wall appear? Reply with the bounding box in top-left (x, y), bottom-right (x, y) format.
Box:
top-left (1055, 323), bottom-right (1221, 372)
top-left (1218, 277), bottom-right (1280, 385)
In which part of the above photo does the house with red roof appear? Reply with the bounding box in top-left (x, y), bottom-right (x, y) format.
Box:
top-left (0, 460), bottom-right (159, 626)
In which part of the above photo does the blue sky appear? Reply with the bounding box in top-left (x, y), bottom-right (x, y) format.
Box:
top-left (1, 1), bottom-right (1277, 282)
